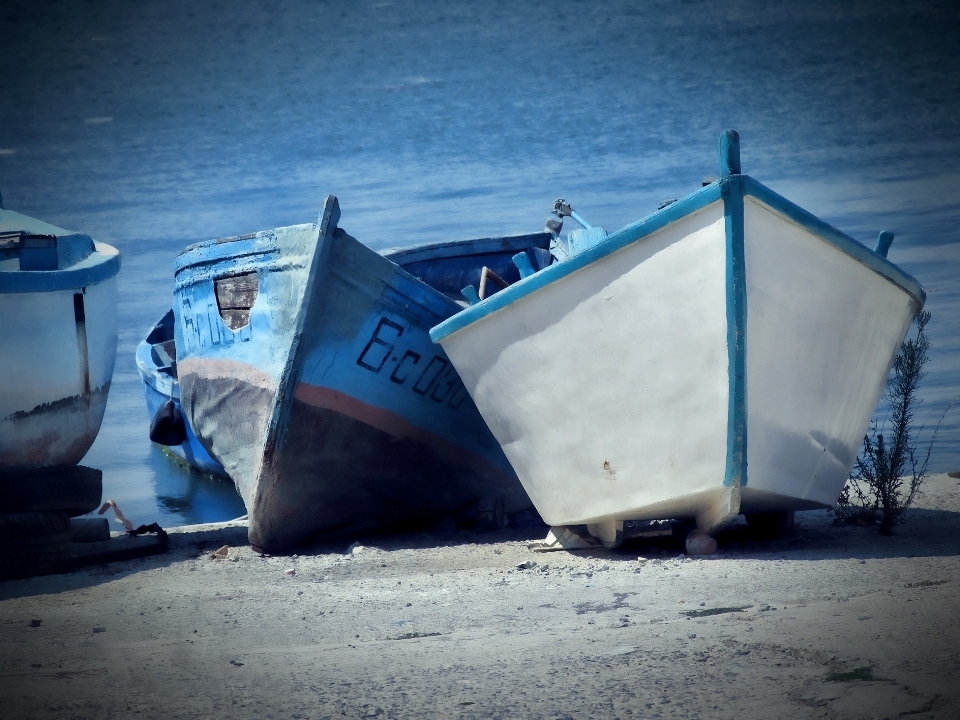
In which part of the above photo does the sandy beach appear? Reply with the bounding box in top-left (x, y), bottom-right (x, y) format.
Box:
top-left (1, 474), bottom-right (958, 719)
top-left (2, 5), bottom-right (958, 719)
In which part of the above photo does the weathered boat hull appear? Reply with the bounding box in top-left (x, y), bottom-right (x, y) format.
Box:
top-left (0, 210), bottom-right (120, 469)
top-left (174, 197), bottom-right (546, 551)
top-left (135, 310), bottom-right (227, 476)
top-left (431, 132), bottom-right (926, 542)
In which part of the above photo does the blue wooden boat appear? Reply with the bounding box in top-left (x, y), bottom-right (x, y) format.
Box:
top-left (135, 310), bottom-right (228, 477)
top-left (431, 131), bottom-right (927, 548)
top-left (172, 196), bottom-right (550, 552)
top-left (1, 208), bottom-right (120, 469)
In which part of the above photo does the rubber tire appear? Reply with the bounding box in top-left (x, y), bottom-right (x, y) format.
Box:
top-left (0, 466), bottom-right (103, 517)
top-left (0, 512), bottom-right (72, 579)
top-left (70, 517), bottom-right (111, 543)
top-left (149, 399), bottom-right (187, 446)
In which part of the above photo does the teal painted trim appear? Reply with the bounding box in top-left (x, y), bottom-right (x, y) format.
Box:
top-left (512, 251), bottom-right (536, 279)
top-left (722, 177), bottom-right (748, 489)
top-left (461, 284), bottom-right (481, 305)
top-left (874, 230), bottom-right (894, 258)
top-left (719, 130), bottom-right (741, 176)
top-left (741, 178), bottom-right (926, 307)
top-left (430, 182), bottom-right (725, 343)
top-left (0, 242), bottom-right (120, 293)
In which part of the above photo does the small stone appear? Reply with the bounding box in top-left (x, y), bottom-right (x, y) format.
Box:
top-left (29, 619), bottom-right (41, 628)
top-left (284, 568), bottom-right (296, 577)
top-left (685, 530), bottom-right (718, 556)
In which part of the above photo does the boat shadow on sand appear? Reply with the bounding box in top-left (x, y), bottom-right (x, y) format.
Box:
top-left (707, 506), bottom-right (960, 562)
top-left (294, 505), bottom-right (960, 564)
top-left (3, 507), bottom-right (959, 602)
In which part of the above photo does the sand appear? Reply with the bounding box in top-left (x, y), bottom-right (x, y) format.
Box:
top-left (2, 474), bottom-right (960, 720)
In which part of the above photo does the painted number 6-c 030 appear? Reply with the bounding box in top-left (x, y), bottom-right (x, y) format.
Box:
top-left (356, 316), bottom-right (468, 409)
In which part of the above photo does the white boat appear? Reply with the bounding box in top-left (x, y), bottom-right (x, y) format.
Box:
top-left (0, 208), bottom-right (120, 469)
top-left (430, 131), bottom-right (926, 547)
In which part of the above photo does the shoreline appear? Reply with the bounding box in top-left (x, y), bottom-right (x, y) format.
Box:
top-left (2, 474), bottom-right (959, 719)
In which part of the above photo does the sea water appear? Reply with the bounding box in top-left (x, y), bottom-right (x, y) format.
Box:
top-left (2, 0), bottom-right (958, 527)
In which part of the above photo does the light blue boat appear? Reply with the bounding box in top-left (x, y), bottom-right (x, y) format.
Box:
top-left (135, 310), bottom-right (228, 477)
top-left (172, 196), bottom-right (550, 552)
top-left (1, 208), bottom-right (120, 469)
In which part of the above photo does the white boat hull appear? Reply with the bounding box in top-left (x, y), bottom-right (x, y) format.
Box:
top-left (740, 198), bottom-right (915, 514)
top-left (440, 202), bottom-right (734, 528)
top-left (1, 213), bottom-right (120, 469)
top-left (432, 146), bottom-right (924, 535)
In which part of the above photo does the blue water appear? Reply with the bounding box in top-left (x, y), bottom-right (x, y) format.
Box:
top-left (2, 0), bottom-right (958, 527)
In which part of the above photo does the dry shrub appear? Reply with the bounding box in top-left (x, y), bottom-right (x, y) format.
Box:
top-left (836, 310), bottom-right (938, 534)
